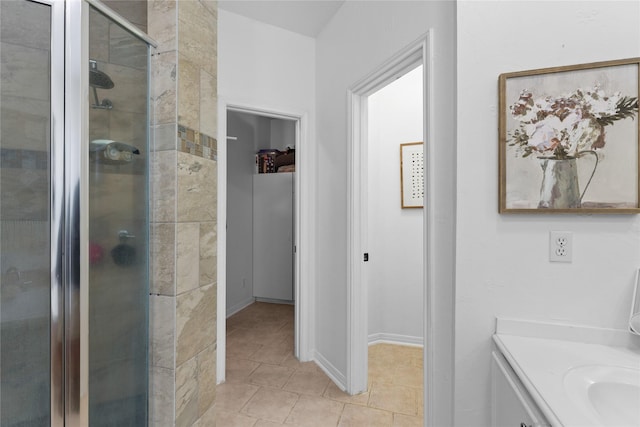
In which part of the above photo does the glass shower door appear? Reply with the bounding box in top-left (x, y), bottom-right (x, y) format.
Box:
top-left (87, 5), bottom-right (149, 426)
top-left (0, 1), bottom-right (54, 425)
top-left (1, 2), bottom-right (151, 425)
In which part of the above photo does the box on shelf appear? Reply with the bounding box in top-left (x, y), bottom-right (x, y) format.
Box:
top-left (256, 150), bottom-right (279, 173)
top-left (255, 148), bottom-right (296, 174)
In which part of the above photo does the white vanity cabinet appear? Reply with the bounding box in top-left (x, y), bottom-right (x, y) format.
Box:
top-left (492, 351), bottom-right (551, 427)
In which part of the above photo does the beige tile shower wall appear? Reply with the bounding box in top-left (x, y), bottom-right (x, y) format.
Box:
top-left (148, 1), bottom-right (218, 426)
top-left (174, 2), bottom-right (218, 425)
top-left (148, 0), bottom-right (179, 419)
top-left (1, 3), bottom-right (51, 222)
top-left (102, 0), bottom-right (148, 33)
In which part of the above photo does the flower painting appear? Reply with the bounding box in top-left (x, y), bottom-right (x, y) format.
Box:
top-left (499, 58), bottom-right (640, 213)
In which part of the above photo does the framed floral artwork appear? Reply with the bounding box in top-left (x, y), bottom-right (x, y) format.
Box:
top-left (400, 142), bottom-right (424, 208)
top-left (499, 58), bottom-right (640, 213)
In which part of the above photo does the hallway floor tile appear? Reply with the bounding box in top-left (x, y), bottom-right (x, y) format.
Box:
top-left (217, 302), bottom-right (424, 426)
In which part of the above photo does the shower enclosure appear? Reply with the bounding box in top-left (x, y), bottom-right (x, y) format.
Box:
top-left (0, 0), bottom-right (154, 425)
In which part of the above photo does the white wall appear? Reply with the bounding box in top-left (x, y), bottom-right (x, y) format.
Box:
top-left (367, 65), bottom-right (423, 343)
top-left (254, 115), bottom-right (272, 151)
top-left (226, 112), bottom-right (258, 315)
top-left (455, 2), bottom-right (640, 425)
top-left (270, 119), bottom-right (296, 151)
top-left (315, 2), bottom-right (455, 424)
top-left (218, 9), bottom-right (316, 114)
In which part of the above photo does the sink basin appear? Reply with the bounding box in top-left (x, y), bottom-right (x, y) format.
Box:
top-left (564, 365), bottom-right (640, 426)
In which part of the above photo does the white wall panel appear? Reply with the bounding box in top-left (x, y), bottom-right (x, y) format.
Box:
top-left (456, 2), bottom-right (640, 425)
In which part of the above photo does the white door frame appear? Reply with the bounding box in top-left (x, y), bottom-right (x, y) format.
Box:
top-left (217, 101), bottom-right (313, 383)
top-left (347, 31), bottom-right (436, 420)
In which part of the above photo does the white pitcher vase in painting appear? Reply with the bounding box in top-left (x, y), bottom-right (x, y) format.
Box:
top-left (537, 150), bottom-right (599, 209)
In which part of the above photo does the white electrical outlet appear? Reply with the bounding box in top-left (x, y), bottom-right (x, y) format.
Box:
top-left (549, 231), bottom-right (572, 262)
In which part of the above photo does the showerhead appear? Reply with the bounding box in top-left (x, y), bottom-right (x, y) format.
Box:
top-left (90, 68), bottom-right (114, 89)
top-left (89, 59), bottom-right (114, 89)
top-left (89, 60), bottom-right (114, 109)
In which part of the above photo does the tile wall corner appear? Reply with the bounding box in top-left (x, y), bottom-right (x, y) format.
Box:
top-left (148, 0), bottom-right (218, 425)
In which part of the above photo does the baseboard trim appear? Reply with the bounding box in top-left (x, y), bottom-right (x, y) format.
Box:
top-left (368, 333), bottom-right (424, 347)
top-left (255, 297), bottom-right (294, 305)
top-left (226, 297), bottom-right (255, 318)
top-left (313, 350), bottom-right (347, 391)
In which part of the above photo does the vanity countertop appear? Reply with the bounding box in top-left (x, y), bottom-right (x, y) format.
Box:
top-left (494, 333), bottom-right (640, 427)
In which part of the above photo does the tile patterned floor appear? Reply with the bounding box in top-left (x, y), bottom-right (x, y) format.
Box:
top-left (217, 302), bottom-right (424, 426)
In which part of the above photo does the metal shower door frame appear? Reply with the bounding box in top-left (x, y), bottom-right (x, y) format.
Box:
top-left (50, 0), bottom-right (157, 425)
top-left (63, 0), bottom-right (89, 425)
top-left (41, 0), bottom-right (66, 425)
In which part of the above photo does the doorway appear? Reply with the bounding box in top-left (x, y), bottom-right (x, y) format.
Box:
top-left (226, 111), bottom-right (296, 312)
top-left (365, 63), bottom-right (425, 420)
top-left (347, 32), bottom-right (435, 420)
top-left (217, 105), bottom-right (307, 383)
top-left (367, 65), bottom-right (424, 348)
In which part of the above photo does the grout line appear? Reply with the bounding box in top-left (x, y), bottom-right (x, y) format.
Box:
top-left (335, 400), bottom-right (347, 426)
top-left (236, 384), bottom-right (260, 415)
top-left (281, 391), bottom-right (301, 425)
top-left (365, 381), bottom-right (374, 407)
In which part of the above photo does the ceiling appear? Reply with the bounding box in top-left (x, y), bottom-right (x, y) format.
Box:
top-left (218, 0), bottom-right (345, 37)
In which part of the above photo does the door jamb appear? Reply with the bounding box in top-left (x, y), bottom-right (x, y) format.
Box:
top-left (217, 101), bottom-right (312, 383)
top-left (347, 31), bottom-right (436, 422)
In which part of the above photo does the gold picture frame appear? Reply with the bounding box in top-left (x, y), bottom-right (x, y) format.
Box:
top-left (400, 142), bottom-right (424, 209)
top-left (499, 58), bottom-right (640, 214)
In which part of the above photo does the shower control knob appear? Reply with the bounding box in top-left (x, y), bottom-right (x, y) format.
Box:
top-left (90, 139), bottom-right (140, 164)
top-left (105, 144), bottom-right (121, 161)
